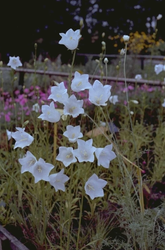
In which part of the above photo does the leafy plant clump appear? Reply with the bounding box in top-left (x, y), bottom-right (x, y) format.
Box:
top-left (1, 20), bottom-right (165, 250)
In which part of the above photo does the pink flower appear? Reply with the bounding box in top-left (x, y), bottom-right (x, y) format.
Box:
top-left (5, 113), bottom-right (11, 122)
top-left (24, 88), bottom-right (29, 94)
top-left (15, 90), bottom-right (20, 95)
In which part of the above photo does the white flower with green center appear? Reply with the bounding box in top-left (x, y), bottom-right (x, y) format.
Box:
top-left (7, 56), bottom-right (22, 70)
top-left (48, 82), bottom-right (68, 104)
top-left (12, 127), bottom-right (34, 149)
top-left (59, 28), bottom-right (81, 50)
top-left (74, 139), bottom-right (96, 162)
top-left (38, 101), bottom-right (61, 123)
top-left (32, 158), bottom-right (54, 183)
top-left (95, 144), bottom-right (116, 169)
top-left (85, 174), bottom-right (107, 200)
top-left (56, 146), bottom-right (77, 167)
top-left (71, 71), bottom-right (91, 92)
top-left (18, 151), bottom-right (37, 174)
top-left (89, 80), bottom-right (111, 106)
top-left (63, 125), bottom-right (83, 143)
top-left (49, 169), bottom-right (69, 192)
top-left (63, 95), bottom-right (84, 118)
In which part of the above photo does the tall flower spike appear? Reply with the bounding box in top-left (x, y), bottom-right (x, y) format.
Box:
top-left (12, 127), bottom-right (34, 149)
top-left (38, 101), bottom-right (61, 123)
top-left (7, 56), bottom-right (22, 70)
top-left (18, 151), bottom-right (37, 174)
top-left (32, 158), bottom-right (54, 183)
top-left (63, 95), bottom-right (84, 118)
top-left (74, 139), bottom-right (96, 162)
top-left (49, 169), bottom-right (69, 192)
top-left (85, 174), bottom-right (107, 200)
top-left (89, 80), bottom-right (111, 106)
top-left (95, 144), bottom-right (116, 169)
top-left (56, 146), bottom-right (77, 167)
top-left (71, 71), bottom-right (91, 92)
top-left (63, 125), bottom-right (83, 143)
top-left (59, 28), bottom-right (81, 50)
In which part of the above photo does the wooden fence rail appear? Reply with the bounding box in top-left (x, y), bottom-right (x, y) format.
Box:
top-left (77, 53), bottom-right (165, 70)
top-left (0, 66), bottom-right (164, 87)
top-left (0, 225), bottom-right (29, 250)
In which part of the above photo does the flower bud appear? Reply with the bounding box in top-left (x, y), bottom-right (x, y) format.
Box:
top-left (104, 57), bottom-right (109, 64)
top-left (102, 32), bottom-right (105, 38)
top-left (23, 120), bottom-right (29, 127)
top-left (157, 14), bottom-right (162, 20)
top-left (80, 18), bottom-right (84, 27)
top-left (130, 100), bottom-right (139, 104)
top-left (120, 48), bottom-right (126, 55)
top-left (123, 35), bottom-right (130, 42)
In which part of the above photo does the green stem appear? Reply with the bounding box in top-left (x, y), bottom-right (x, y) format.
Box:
top-left (60, 196), bottom-right (63, 248)
top-left (68, 49), bottom-right (77, 94)
top-left (76, 189), bottom-right (84, 250)
top-left (123, 42), bottom-right (144, 214)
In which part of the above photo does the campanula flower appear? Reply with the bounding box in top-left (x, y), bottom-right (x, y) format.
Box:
top-left (154, 64), bottom-right (165, 75)
top-left (32, 158), bottom-right (54, 183)
top-left (7, 56), bottom-right (22, 70)
top-left (12, 127), bottom-right (34, 149)
top-left (63, 95), bottom-right (84, 118)
top-left (109, 95), bottom-right (119, 105)
top-left (59, 28), bottom-right (81, 50)
top-left (85, 174), bottom-right (107, 200)
top-left (38, 102), bottom-right (61, 123)
top-left (56, 146), bottom-right (77, 167)
top-left (49, 169), bottom-right (69, 192)
top-left (48, 82), bottom-right (68, 104)
top-left (135, 74), bottom-right (142, 80)
top-left (18, 151), bottom-right (37, 174)
top-left (71, 71), bottom-right (91, 92)
top-left (74, 139), bottom-right (96, 162)
top-left (95, 144), bottom-right (116, 169)
top-left (89, 80), bottom-right (111, 106)
top-left (63, 125), bottom-right (83, 143)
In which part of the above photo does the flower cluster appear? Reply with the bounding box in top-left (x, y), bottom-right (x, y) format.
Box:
top-left (0, 85), bottom-right (51, 122)
top-left (18, 151), bottom-right (69, 190)
top-left (12, 28), bottom-right (118, 200)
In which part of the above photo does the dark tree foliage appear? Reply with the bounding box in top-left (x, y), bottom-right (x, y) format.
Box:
top-left (0, 0), bottom-right (164, 63)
